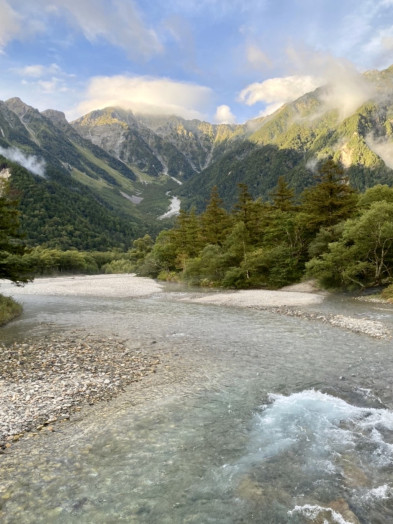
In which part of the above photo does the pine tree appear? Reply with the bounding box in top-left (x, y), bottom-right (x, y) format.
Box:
top-left (0, 179), bottom-right (29, 284)
top-left (170, 207), bottom-right (202, 270)
top-left (269, 176), bottom-right (296, 212)
top-left (200, 186), bottom-right (231, 246)
top-left (301, 158), bottom-right (357, 231)
top-left (233, 183), bottom-right (265, 244)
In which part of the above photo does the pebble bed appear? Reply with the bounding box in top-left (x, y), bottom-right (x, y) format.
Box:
top-left (0, 331), bottom-right (160, 451)
top-left (254, 306), bottom-right (391, 339)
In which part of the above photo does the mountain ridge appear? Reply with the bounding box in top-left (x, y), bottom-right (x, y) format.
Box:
top-left (1, 64), bottom-right (393, 248)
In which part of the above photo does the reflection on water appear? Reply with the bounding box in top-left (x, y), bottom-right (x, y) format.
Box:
top-left (1, 288), bottom-right (393, 523)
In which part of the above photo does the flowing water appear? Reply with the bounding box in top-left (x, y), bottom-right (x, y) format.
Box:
top-left (1, 283), bottom-right (393, 523)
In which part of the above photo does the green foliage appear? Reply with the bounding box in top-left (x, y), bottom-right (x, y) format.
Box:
top-left (301, 158), bottom-right (358, 232)
top-left (381, 284), bottom-right (393, 302)
top-left (0, 294), bottom-right (22, 325)
top-left (138, 168), bottom-right (393, 291)
top-left (6, 159), bottom-right (144, 251)
top-left (180, 142), bottom-right (309, 211)
top-left (15, 247), bottom-right (131, 276)
top-left (358, 184), bottom-right (393, 208)
top-left (0, 178), bottom-right (30, 284)
top-left (269, 176), bottom-right (296, 211)
top-left (307, 201), bottom-right (393, 289)
top-left (200, 186), bottom-right (232, 245)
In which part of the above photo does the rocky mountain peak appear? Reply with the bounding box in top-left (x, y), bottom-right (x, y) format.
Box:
top-left (5, 97), bottom-right (37, 118)
top-left (41, 109), bottom-right (70, 132)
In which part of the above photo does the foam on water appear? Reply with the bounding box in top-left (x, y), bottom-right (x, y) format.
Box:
top-left (288, 504), bottom-right (353, 523)
top-left (248, 390), bottom-right (393, 468)
top-left (364, 484), bottom-right (393, 501)
top-left (219, 390), bottom-right (393, 521)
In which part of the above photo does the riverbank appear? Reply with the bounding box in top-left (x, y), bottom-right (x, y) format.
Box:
top-left (0, 331), bottom-right (160, 452)
top-left (0, 274), bottom-right (163, 297)
top-left (180, 283), bottom-right (392, 339)
top-left (0, 295), bottom-right (22, 326)
top-left (1, 274), bottom-right (391, 451)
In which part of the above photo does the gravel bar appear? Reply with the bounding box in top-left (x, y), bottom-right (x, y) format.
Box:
top-left (252, 306), bottom-right (391, 339)
top-left (0, 331), bottom-right (160, 451)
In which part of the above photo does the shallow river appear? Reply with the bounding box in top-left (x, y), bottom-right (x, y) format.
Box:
top-left (1, 282), bottom-right (393, 523)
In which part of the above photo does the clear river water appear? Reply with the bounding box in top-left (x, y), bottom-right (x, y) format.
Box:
top-left (1, 282), bottom-right (393, 523)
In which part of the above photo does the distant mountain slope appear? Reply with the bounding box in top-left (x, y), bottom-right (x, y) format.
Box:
top-left (72, 108), bottom-right (242, 180)
top-left (180, 65), bottom-right (393, 209)
top-left (0, 98), bottom-right (176, 249)
top-left (1, 158), bottom-right (145, 250)
top-left (2, 63), bottom-right (393, 250)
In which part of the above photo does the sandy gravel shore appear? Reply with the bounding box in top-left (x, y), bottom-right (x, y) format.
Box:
top-left (0, 274), bottom-right (163, 297)
top-left (182, 288), bottom-right (324, 307)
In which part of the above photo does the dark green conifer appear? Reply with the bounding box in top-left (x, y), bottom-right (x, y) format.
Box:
top-left (0, 179), bottom-right (29, 284)
top-left (200, 186), bottom-right (231, 246)
top-left (301, 158), bottom-right (357, 231)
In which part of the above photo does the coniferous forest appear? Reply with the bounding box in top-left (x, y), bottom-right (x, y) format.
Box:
top-left (2, 156), bottom-right (393, 299)
top-left (104, 158), bottom-right (393, 295)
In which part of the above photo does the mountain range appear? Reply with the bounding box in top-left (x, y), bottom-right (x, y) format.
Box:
top-left (1, 64), bottom-right (393, 249)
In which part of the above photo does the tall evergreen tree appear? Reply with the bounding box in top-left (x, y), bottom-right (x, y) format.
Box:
top-left (233, 183), bottom-right (265, 244)
top-left (301, 158), bottom-right (358, 231)
top-left (0, 179), bottom-right (29, 284)
top-left (200, 186), bottom-right (231, 246)
top-left (170, 207), bottom-right (202, 270)
top-left (269, 176), bottom-right (296, 212)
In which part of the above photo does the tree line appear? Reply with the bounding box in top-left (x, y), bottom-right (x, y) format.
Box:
top-left (2, 158), bottom-right (393, 295)
top-left (132, 159), bottom-right (393, 292)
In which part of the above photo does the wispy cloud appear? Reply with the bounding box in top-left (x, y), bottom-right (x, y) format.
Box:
top-left (0, 146), bottom-right (46, 177)
top-left (0, 0), bottom-right (22, 49)
top-left (73, 75), bottom-right (213, 120)
top-left (238, 75), bottom-right (321, 116)
top-left (246, 44), bottom-right (271, 70)
top-left (11, 62), bottom-right (75, 98)
top-left (366, 134), bottom-right (393, 169)
top-left (1, 0), bottom-right (163, 60)
top-left (13, 63), bottom-right (62, 78)
top-left (287, 47), bottom-right (376, 117)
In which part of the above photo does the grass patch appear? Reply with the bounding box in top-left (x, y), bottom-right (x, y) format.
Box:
top-left (381, 284), bottom-right (393, 303)
top-left (0, 294), bottom-right (22, 326)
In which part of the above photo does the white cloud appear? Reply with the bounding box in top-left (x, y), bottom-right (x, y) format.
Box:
top-left (214, 105), bottom-right (237, 124)
top-left (0, 0), bottom-right (162, 60)
top-left (246, 44), bottom-right (271, 70)
top-left (0, 146), bottom-right (46, 177)
top-left (238, 75), bottom-right (321, 115)
top-left (48, 0), bottom-right (163, 59)
top-left (286, 47), bottom-right (376, 117)
top-left (72, 76), bottom-right (213, 120)
top-left (13, 63), bottom-right (62, 78)
top-left (0, 0), bottom-right (21, 49)
top-left (366, 135), bottom-right (393, 169)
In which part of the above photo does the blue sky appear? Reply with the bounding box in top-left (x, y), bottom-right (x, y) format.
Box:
top-left (1, 0), bottom-right (393, 123)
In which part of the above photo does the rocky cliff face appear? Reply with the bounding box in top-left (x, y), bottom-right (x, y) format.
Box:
top-left (72, 108), bottom-right (241, 180)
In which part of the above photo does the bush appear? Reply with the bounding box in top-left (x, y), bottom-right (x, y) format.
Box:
top-left (0, 294), bottom-right (22, 325)
top-left (381, 284), bottom-right (393, 302)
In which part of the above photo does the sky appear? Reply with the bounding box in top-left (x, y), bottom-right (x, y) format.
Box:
top-left (0, 0), bottom-right (393, 124)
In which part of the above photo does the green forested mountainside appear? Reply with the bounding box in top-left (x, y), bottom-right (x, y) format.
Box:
top-left (1, 64), bottom-right (393, 253)
top-left (3, 98), bottom-right (137, 185)
top-left (179, 142), bottom-right (314, 211)
top-left (179, 66), bottom-right (393, 210)
top-left (0, 98), bottom-right (179, 247)
top-left (4, 159), bottom-right (145, 250)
